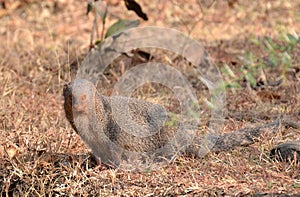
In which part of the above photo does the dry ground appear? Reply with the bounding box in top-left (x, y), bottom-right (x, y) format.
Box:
top-left (0, 0), bottom-right (300, 196)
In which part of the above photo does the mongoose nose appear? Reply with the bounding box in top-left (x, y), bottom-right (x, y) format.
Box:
top-left (73, 104), bottom-right (87, 112)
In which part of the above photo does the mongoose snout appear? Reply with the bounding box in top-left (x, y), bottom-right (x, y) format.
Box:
top-left (72, 94), bottom-right (88, 113)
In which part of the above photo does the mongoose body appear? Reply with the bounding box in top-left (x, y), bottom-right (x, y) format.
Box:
top-left (64, 79), bottom-right (178, 166)
top-left (63, 79), bottom-right (284, 167)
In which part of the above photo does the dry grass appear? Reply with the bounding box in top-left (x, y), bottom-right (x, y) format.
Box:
top-left (0, 0), bottom-right (300, 196)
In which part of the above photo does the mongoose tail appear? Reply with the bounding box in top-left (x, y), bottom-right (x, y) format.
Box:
top-left (188, 119), bottom-right (297, 156)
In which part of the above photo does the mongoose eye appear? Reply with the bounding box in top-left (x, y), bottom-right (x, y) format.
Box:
top-left (81, 94), bottom-right (87, 101)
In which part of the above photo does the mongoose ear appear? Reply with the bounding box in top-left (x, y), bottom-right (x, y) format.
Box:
top-left (63, 83), bottom-right (72, 98)
top-left (70, 60), bottom-right (79, 81)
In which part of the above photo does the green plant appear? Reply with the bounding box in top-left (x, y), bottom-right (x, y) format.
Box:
top-left (221, 32), bottom-right (299, 89)
top-left (86, 0), bottom-right (148, 49)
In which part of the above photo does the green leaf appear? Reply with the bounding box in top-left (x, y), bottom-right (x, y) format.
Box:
top-left (281, 52), bottom-right (292, 68)
top-left (287, 33), bottom-right (299, 44)
top-left (246, 72), bottom-right (257, 87)
top-left (105, 19), bottom-right (140, 38)
top-left (94, 39), bottom-right (102, 45)
top-left (250, 36), bottom-right (261, 46)
top-left (268, 53), bottom-right (278, 66)
top-left (264, 37), bottom-right (275, 52)
top-left (225, 81), bottom-right (241, 89)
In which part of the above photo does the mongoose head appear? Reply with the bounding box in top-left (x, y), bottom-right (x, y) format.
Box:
top-left (69, 79), bottom-right (96, 114)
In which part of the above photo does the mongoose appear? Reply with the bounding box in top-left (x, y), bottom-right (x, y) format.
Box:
top-left (63, 79), bottom-right (286, 167)
top-left (64, 78), bottom-right (180, 166)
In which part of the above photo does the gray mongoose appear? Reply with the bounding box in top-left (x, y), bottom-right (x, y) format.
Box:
top-left (64, 78), bottom-right (176, 166)
top-left (63, 79), bottom-right (288, 167)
